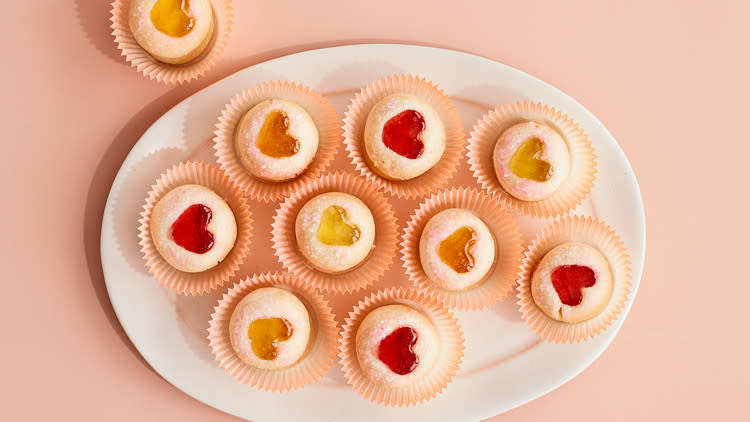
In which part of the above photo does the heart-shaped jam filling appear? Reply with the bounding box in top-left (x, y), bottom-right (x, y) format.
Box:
top-left (170, 203), bottom-right (214, 254)
top-left (316, 205), bottom-right (360, 246)
top-left (551, 265), bottom-right (596, 306)
top-left (150, 0), bottom-right (195, 37)
top-left (257, 110), bottom-right (300, 158)
top-left (382, 109), bottom-right (425, 159)
top-left (378, 326), bottom-right (419, 375)
top-left (247, 317), bottom-right (294, 360)
top-left (510, 137), bottom-right (552, 182)
top-left (438, 226), bottom-right (477, 273)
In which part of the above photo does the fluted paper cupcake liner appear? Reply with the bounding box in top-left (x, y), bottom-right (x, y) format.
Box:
top-left (213, 81), bottom-right (341, 202)
top-left (516, 216), bottom-right (632, 343)
top-left (342, 74), bottom-right (465, 199)
top-left (207, 272), bottom-right (338, 391)
top-left (467, 101), bottom-right (597, 218)
top-left (138, 161), bottom-right (252, 295)
top-left (401, 187), bottom-right (524, 310)
top-left (110, 0), bottom-right (233, 84)
top-left (338, 287), bottom-right (464, 406)
top-left (271, 172), bottom-right (398, 293)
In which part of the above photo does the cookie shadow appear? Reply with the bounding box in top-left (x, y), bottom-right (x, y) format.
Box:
top-left (83, 90), bottom-right (199, 373)
top-left (174, 288), bottom-right (227, 364)
top-left (110, 146), bottom-right (187, 275)
top-left (75, 0), bottom-right (126, 63)
top-left (494, 293), bottom-right (524, 322)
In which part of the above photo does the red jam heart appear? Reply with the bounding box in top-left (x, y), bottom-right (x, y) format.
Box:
top-left (382, 109), bottom-right (425, 159)
top-left (551, 265), bottom-right (596, 306)
top-left (170, 204), bottom-right (215, 254)
top-left (378, 326), bottom-right (419, 375)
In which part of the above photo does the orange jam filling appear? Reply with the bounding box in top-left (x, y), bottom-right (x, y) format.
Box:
top-left (150, 0), bottom-right (195, 37)
top-left (509, 137), bottom-right (552, 182)
top-left (256, 110), bottom-right (300, 158)
top-left (438, 226), bottom-right (477, 273)
top-left (247, 317), bottom-right (293, 360)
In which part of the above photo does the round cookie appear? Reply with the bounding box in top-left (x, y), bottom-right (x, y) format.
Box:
top-left (355, 304), bottom-right (439, 388)
top-left (235, 99), bottom-right (319, 182)
top-left (419, 208), bottom-right (496, 291)
top-left (363, 93), bottom-right (446, 181)
top-left (531, 242), bottom-right (613, 323)
top-left (150, 184), bottom-right (237, 273)
top-left (229, 287), bottom-right (311, 370)
top-left (493, 121), bottom-right (570, 201)
top-left (129, 0), bottom-right (214, 65)
top-left (295, 192), bottom-right (375, 274)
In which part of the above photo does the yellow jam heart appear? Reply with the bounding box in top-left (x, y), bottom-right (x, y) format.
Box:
top-left (317, 206), bottom-right (360, 246)
top-left (257, 110), bottom-right (301, 158)
top-left (510, 137), bottom-right (553, 182)
top-left (438, 226), bottom-right (477, 273)
top-left (247, 317), bottom-right (293, 360)
top-left (150, 0), bottom-right (195, 37)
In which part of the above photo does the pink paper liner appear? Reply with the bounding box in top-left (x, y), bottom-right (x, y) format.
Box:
top-left (213, 81), bottom-right (341, 202)
top-left (401, 187), bottom-right (524, 310)
top-left (207, 272), bottom-right (338, 391)
top-left (338, 287), bottom-right (464, 407)
top-left (137, 161), bottom-right (252, 295)
top-left (342, 74), bottom-right (465, 199)
top-left (271, 172), bottom-right (398, 293)
top-left (467, 101), bottom-right (597, 218)
top-left (516, 216), bottom-right (632, 343)
top-left (110, 0), bottom-right (233, 85)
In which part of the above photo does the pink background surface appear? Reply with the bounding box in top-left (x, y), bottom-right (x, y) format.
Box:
top-left (2, 0), bottom-right (748, 420)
